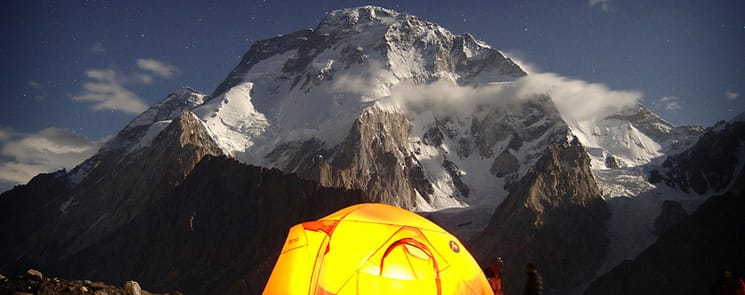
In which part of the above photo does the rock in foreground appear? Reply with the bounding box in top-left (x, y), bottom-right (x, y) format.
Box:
top-left (0, 269), bottom-right (181, 295)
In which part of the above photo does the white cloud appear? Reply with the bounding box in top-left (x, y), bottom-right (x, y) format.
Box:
top-left (725, 90), bottom-right (739, 100)
top-left (89, 41), bottom-right (105, 54)
top-left (388, 72), bottom-right (640, 124)
top-left (73, 58), bottom-right (181, 114)
top-left (659, 96), bottom-right (682, 111)
top-left (589, 0), bottom-right (614, 12)
top-left (72, 69), bottom-right (149, 114)
top-left (0, 127), bottom-right (106, 186)
top-left (137, 58), bottom-right (181, 79)
top-left (327, 60), bottom-right (640, 124)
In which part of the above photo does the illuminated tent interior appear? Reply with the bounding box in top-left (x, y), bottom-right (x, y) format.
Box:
top-left (263, 203), bottom-right (493, 294)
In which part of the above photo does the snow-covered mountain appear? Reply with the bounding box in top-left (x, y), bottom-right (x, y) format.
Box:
top-left (2, 5), bottom-right (741, 295)
top-left (158, 6), bottom-right (570, 211)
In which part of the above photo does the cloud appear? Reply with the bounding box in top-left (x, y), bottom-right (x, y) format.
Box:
top-left (725, 90), bottom-right (739, 100)
top-left (589, 0), bottom-right (614, 12)
top-left (328, 60), bottom-right (640, 124)
top-left (387, 73), bottom-right (640, 124)
top-left (26, 80), bottom-right (47, 101)
top-left (89, 41), bottom-right (105, 54)
top-left (73, 58), bottom-right (180, 114)
top-left (72, 69), bottom-right (149, 114)
top-left (0, 127), bottom-right (12, 141)
top-left (27, 80), bottom-right (41, 88)
top-left (0, 127), bottom-right (106, 186)
top-left (659, 96), bottom-right (681, 111)
top-left (137, 58), bottom-right (181, 79)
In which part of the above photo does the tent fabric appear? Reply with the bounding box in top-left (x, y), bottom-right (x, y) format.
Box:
top-left (263, 203), bottom-right (493, 294)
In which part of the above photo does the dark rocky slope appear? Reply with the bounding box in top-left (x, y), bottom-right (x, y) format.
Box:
top-left (650, 117), bottom-right (745, 194)
top-left (472, 140), bottom-right (610, 294)
top-left (48, 155), bottom-right (365, 294)
top-left (0, 269), bottom-right (178, 295)
top-left (585, 166), bottom-right (745, 295)
top-left (0, 111), bottom-right (222, 275)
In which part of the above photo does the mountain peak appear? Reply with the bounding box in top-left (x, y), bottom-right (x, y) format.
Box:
top-left (317, 6), bottom-right (428, 34)
top-left (321, 6), bottom-right (400, 25)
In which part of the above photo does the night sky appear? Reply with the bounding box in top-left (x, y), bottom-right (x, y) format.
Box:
top-left (1, 0), bottom-right (743, 188)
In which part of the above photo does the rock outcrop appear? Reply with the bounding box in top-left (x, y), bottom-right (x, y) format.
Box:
top-left (0, 269), bottom-right (180, 295)
top-left (472, 140), bottom-right (610, 293)
top-left (297, 107), bottom-right (433, 208)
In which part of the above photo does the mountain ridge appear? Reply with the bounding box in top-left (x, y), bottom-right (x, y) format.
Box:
top-left (0, 6), bottom-right (740, 295)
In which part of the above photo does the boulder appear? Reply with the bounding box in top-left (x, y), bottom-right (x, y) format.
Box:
top-left (123, 281), bottom-right (142, 295)
top-left (25, 269), bottom-right (42, 281)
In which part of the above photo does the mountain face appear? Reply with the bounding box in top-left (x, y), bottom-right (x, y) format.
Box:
top-left (472, 140), bottom-right (610, 293)
top-left (51, 156), bottom-right (366, 294)
top-left (570, 104), bottom-right (703, 198)
top-left (0, 98), bottom-right (223, 272)
top-left (649, 115), bottom-right (745, 195)
top-left (196, 5), bottom-right (545, 211)
top-left (1, 5), bottom-right (741, 295)
top-left (585, 166), bottom-right (745, 295)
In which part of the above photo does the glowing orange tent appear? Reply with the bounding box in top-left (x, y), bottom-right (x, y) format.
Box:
top-left (263, 203), bottom-right (493, 294)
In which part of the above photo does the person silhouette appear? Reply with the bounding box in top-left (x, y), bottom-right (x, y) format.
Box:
top-left (523, 263), bottom-right (543, 295)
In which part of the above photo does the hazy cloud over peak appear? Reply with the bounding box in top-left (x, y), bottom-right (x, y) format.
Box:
top-left (137, 58), bottom-right (181, 79)
top-left (72, 69), bottom-right (149, 114)
top-left (659, 96), bottom-right (682, 112)
top-left (387, 73), bottom-right (640, 124)
top-left (73, 59), bottom-right (181, 114)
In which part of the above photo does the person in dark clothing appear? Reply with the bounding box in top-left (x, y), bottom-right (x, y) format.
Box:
top-left (523, 263), bottom-right (543, 295)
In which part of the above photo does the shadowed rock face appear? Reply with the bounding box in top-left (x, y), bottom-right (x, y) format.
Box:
top-left (0, 90), bottom-right (367, 295)
top-left (471, 140), bottom-right (610, 294)
top-left (586, 167), bottom-right (745, 295)
top-left (653, 200), bottom-right (688, 236)
top-left (650, 119), bottom-right (745, 194)
top-left (0, 111), bottom-right (223, 274)
top-left (52, 155), bottom-right (366, 294)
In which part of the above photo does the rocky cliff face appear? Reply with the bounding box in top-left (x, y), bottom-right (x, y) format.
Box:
top-left (586, 166), bottom-right (745, 295)
top-left (50, 156), bottom-right (366, 294)
top-left (650, 116), bottom-right (745, 194)
top-left (472, 140), bottom-right (610, 293)
top-left (296, 107), bottom-right (433, 208)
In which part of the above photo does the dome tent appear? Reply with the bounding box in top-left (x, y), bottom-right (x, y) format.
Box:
top-left (263, 203), bottom-right (493, 294)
